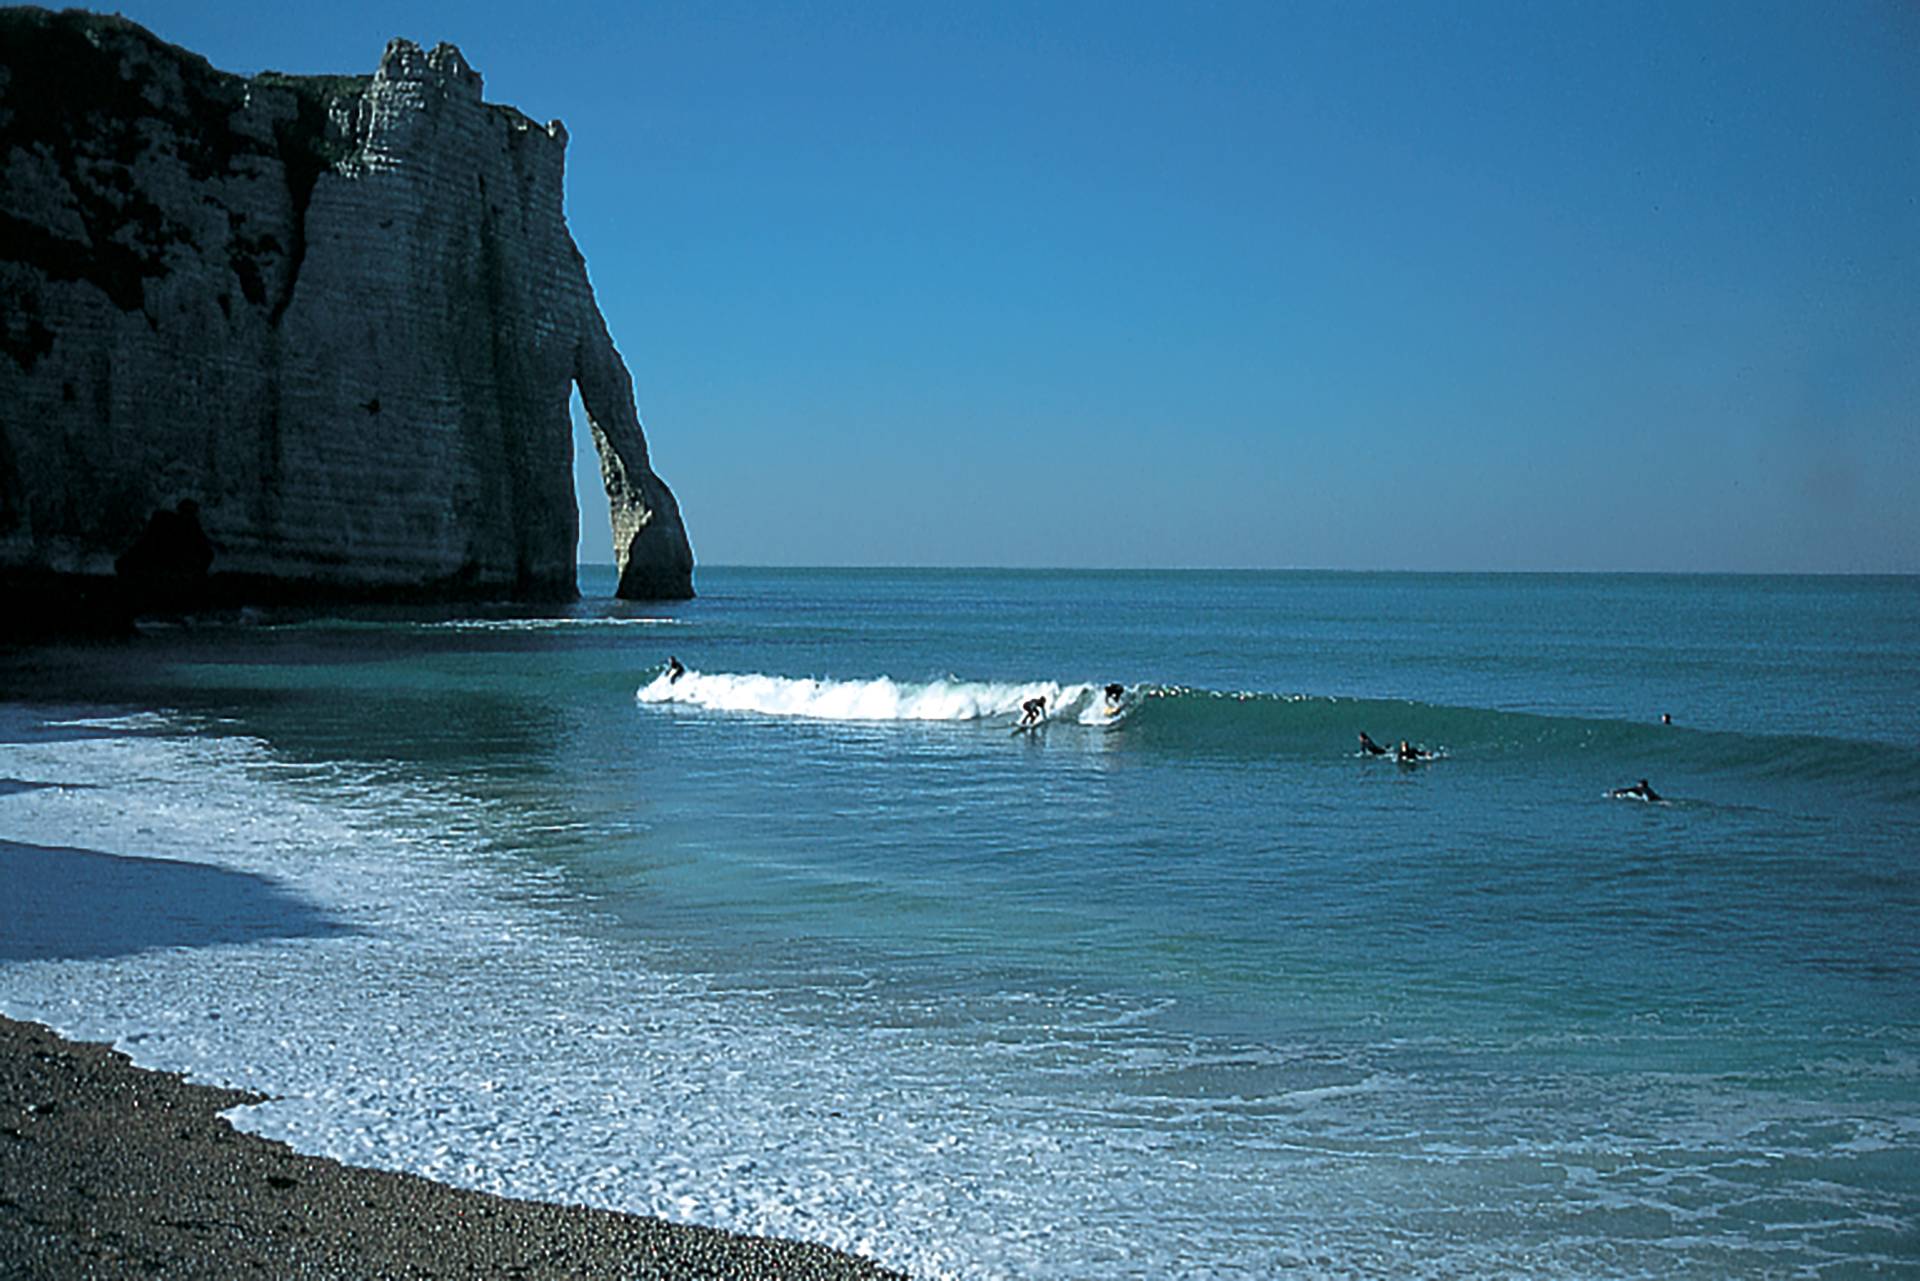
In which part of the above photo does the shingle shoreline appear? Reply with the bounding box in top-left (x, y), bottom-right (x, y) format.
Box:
top-left (0, 1014), bottom-right (911, 1279)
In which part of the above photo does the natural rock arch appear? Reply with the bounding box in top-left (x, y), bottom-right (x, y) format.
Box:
top-left (572, 335), bottom-right (694, 599)
top-left (0, 15), bottom-right (695, 627)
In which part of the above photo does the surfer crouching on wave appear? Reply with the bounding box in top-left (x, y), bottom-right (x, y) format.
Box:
top-left (1610, 778), bottom-right (1662, 802)
top-left (1104, 683), bottom-right (1125, 713)
top-left (1019, 695), bottom-right (1047, 728)
top-left (665, 656), bottom-right (685, 684)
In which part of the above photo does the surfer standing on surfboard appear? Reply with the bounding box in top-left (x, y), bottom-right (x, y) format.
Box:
top-left (1019, 696), bottom-right (1046, 728)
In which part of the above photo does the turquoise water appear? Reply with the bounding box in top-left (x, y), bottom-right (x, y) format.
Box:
top-left (2, 568), bottom-right (1916, 1277)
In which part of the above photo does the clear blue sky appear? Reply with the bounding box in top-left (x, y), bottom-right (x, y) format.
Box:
top-left (108, 1), bottom-right (1919, 571)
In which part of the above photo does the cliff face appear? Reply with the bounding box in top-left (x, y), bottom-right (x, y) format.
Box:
top-left (0, 8), bottom-right (693, 624)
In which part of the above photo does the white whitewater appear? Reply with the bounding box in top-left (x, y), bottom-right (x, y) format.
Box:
top-left (639, 669), bottom-right (1121, 725)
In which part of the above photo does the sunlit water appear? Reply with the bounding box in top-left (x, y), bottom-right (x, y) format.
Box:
top-left (3, 568), bottom-right (1916, 1277)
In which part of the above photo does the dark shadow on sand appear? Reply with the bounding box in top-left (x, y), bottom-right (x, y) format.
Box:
top-left (0, 840), bottom-right (353, 961)
top-left (0, 705), bottom-right (166, 747)
top-left (0, 779), bottom-right (92, 797)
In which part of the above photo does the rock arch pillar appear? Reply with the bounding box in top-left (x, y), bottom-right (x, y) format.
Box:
top-left (572, 310), bottom-right (693, 600)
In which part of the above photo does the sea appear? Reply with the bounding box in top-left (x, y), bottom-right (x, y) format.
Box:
top-left (2, 567), bottom-right (1916, 1279)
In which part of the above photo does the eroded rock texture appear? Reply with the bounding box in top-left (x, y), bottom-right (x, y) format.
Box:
top-left (0, 8), bottom-right (693, 628)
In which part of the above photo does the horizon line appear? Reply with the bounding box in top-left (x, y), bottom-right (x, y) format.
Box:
top-left (576, 562), bottom-right (1919, 579)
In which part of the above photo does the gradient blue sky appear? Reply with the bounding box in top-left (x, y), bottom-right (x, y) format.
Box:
top-left (107, 1), bottom-right (1918, 571)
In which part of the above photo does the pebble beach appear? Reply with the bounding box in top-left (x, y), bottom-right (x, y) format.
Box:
top-left (0, 1015), bottom-right (909, 1279)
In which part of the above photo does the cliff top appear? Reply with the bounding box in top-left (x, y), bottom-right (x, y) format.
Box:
top-left (0, 8), bottom-right (543, 136)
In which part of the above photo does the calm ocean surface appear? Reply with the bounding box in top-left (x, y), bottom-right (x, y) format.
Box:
top-left (2, 568), bottom-right (1916, 1278)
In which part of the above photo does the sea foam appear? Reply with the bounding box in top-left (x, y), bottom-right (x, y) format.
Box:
top-left (638, 669), bottom-right (1118, 724)
top-left (0, 707), bottom-right (1200, 1280)
top-left (4, 696), bottom-right (1909, 1280)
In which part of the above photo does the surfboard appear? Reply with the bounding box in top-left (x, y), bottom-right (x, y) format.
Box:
top-left (1011, 719), bottom-right (1046, 735)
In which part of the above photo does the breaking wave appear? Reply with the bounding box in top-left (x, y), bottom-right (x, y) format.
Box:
top-left (636, 667), bottom-right (1920, 804)
top-left (638, 667), bottom-right (1126, 725)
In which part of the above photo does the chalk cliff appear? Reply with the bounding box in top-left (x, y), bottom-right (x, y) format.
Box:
top-left (0, 8), bottom-right (693, 627)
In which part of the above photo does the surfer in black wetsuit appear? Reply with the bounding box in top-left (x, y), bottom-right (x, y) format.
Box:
top-left (1020, 696), bottom-right (1047, 727)
top-left (1104, 683), bottom-right (1125, 711)
top-left (665, 656), bottom-right (685, 684)
top-left (1610, 778), bottom-right (1662, 802)
top-left (1396, 739), bottom-right (1429, 763)
top-left (1358, 731), bottom-right (1387, 756)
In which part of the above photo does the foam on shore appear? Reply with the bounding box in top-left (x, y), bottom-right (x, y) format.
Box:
top-left (3, 704), bottom-right (1909, 1279)
top-left (0, 707), bottom-right (1169, 1279)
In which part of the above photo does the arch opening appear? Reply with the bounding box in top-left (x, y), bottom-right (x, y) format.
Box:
top-left (570, 382), bottom-right (614, 570)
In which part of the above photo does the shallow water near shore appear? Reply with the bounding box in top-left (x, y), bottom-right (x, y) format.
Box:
top-left (3, 568), bottom-right (1917, 1277)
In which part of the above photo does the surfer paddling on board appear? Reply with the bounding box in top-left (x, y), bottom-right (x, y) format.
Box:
top-left (1396, 739), bottom-right (1435, 764)
top-left (1358, 731), bottom-right (1388, 757)
top-left (1019, 695), bottom-right (1047, 729)
top-left (664, 656), bottom-right (685, 684)
top-left (1610, 778), bottom-right (1663, 802)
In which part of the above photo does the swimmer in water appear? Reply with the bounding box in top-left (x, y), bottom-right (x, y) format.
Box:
top-left (1358, 731), bottom-right (1388, 757)
top-left (1610, 778), bottom-right (1663, 802)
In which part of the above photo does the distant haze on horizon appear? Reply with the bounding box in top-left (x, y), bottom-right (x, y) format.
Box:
top-left (108, 1), bottom-right (1920, 573)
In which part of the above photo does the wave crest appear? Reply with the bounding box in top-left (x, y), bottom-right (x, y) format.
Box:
top-left (634, 669), bottom-right (1920, 804)
top-left (637, 669), bottom-right (1123, 724)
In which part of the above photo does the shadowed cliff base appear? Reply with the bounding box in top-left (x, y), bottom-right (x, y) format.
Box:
top-left (0, 565), bottom-right (585, 642)
top-left (0, 8), bottom-right (694, 634)
top-left (0, 1016), bottom-right (909, 1280)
